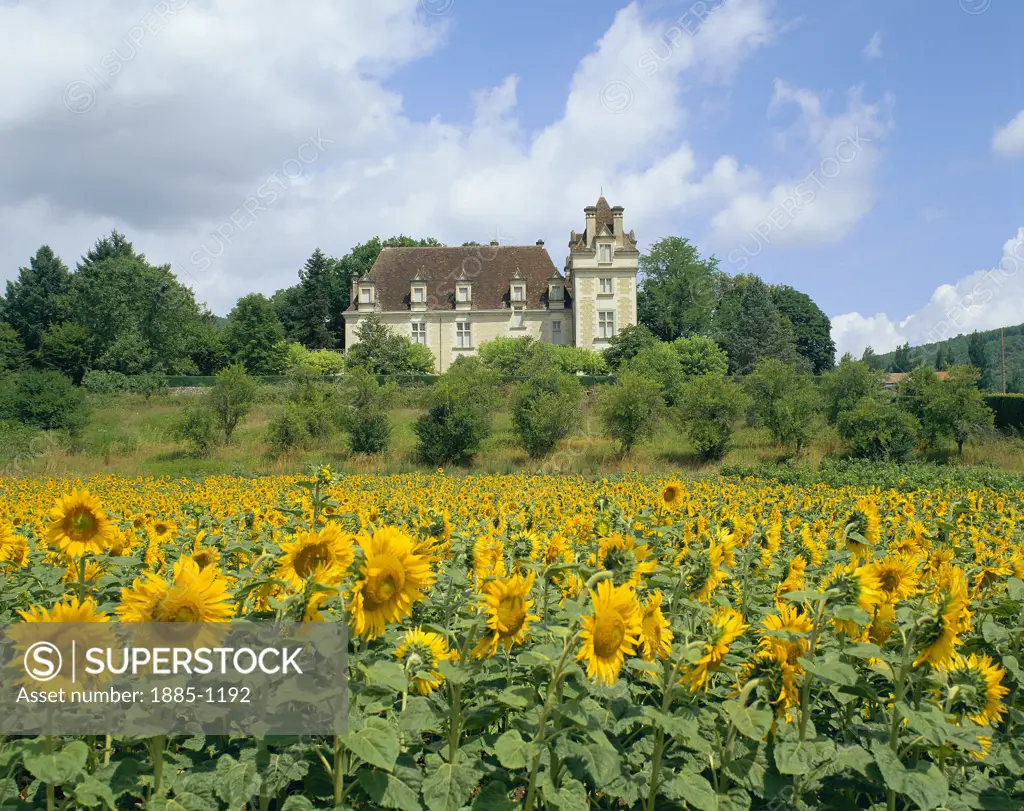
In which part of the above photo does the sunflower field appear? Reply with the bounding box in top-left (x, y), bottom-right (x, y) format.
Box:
top-left (1, 469), bottom-right (1023, 810)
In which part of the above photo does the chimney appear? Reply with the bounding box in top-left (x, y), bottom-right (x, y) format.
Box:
top-left (536, 239), bottom-right (545, 247)
top-left (611, 206), bottom-right (624, 246)
top-left (584, 205), bottom-right (597, 245)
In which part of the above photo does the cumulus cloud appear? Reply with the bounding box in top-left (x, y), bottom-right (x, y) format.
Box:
top-left (711, 80), bottom-right (893, 270)
top-left (831, 226), bottom-right (1024, 358)
top-left (862, 30), bottom-right (883, 60)
top-left (992, 110), bottom-right (1024, 157)
top-left (0, 0), bottom-right (885, 316)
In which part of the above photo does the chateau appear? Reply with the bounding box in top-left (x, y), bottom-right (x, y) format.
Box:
top-left (343, 197), bottom-right (640, 372)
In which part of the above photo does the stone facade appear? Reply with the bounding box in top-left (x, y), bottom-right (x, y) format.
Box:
top-left (343, 197), bottom-right (639, 371)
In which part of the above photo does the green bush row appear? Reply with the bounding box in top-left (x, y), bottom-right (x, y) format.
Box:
top-left (985, 393), bottom-right (1024, 430)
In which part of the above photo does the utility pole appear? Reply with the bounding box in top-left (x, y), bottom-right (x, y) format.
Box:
top-left (1002, 326), bottom-right (1007, 393)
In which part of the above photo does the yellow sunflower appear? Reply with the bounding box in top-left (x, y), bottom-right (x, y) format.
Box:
top-left (822, 562), bottom-right (882, 637)
top-left (776, 556), bottom-right (807, 602)
top-left (661, 481), bottom-right (684, 511)
top-left (45, 490), bottom-right (118, 558)
top-left (739, 649), bottom-right (800, 719)
top-left (597, 534), bottom-right (657, 589)
top-left (639, 590), bottom-right (673, 661)
top-left (943, 652), bottom-right (1009, 727)
top-left (147, 519), bottom-right (178, 545)
top-left (276, 524), bottom-right (356, 590)
top-left (472, 534), bottom-right (507, 587)
top-left (759, 603), bottom-right (812, 665)
top-left (869, 555), bottom-right (920, 605)
top-left (348, 526), bottom-right (434, 641)
top-left (18, 595), bottom-right (108, 624)
top-left (0, 522), bottom-right (28, 567)
top-left (577, 580), bottom-right (642, 686)
top-left (473, 571), bottom-right (540, 658)
top-left (844, 497), bottom-right (881, 557)
top-left (394, 628), bottom-right (454, 695)
top-left (118, 558), bottom-right (234, 623)
top-left (683, 607), bottom-right (747, 692)
top-left (914, 571), bottom-right (971, 668)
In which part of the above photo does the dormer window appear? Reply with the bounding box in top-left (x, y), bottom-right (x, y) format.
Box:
top-left (511, 283), bottom-right (525, 303)
top-left (359, 286), bottom-right (374, 305)
top-left (599, 244), bottom-right (612, 264)
top-left (548, 282), bottom-right (563, 301)
top-left (413, 287), bottom-right (424, 303)
top-left (457, 285), bottom-right (471, 303)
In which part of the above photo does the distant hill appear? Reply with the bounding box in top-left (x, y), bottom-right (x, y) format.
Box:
top-left (871, 323), bottom-right (1024, 393)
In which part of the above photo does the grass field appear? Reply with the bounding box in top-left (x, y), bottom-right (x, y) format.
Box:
top-left (6, 388), bottom-right (1024, 480)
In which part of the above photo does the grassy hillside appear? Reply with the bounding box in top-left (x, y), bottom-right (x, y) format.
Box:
top-left (873, 322), bottom-right (1024, 391)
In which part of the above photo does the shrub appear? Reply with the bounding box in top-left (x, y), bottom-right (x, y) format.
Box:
top-left (677, 375), bottom-right (748, 460)
top-left (744, 358), bottom-right (821, 454)
top-left (285, 343), bottom-right (347, 376)
top-left (0, 323), bottom-right (26, 372)
top-left (598, 369), bottom-right (663, 454)
top-left (265, 403), bottom-right (310, 458)
top-left (985, 393), bottom-right (1024, 431)
top-left (284, 372), bottom-right (344, 441)
top-left (209, 364), bottom-right (258, 443)
top-left (820, 357), bottom-right (883, 425)
top-left (0, 370), bottom-right (88, 434)
top-left (346, 314), bottom-right (436, 375)
top-left (603, 324), bottom-right (658, 370)
top-left (511, 367), bottom-right (584, 458)
top-left (836, 396), bottom-right (919, 461)
top-left (671, 335), bottom-right (729, 378)
top-left (621, 343), bottom-right (686, 406)
top-left (415, 358), bottom-right (497, 466)
top-left (551, 345), bottom-right (607, 376)
top-left (171, 401), bottom-right (218, 456)
top-left (478, 337), bottom-right (538, 376)
top-left (339, 368), bottom-right (394, 454)
top-left (82, 370), bottom-right (129, 394)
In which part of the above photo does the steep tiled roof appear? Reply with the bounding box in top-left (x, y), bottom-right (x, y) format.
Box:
top-left (347, 246), bottom-right (570, 312)
top-left (568, 197), bottom-right (637, 248)
top-left (595, 196), bottom-right (614, 235)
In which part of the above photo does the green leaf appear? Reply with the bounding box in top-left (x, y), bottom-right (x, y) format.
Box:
top-left (664, 771), bottom-right (718, 811)
top-left (1006, 577), bottom-right (1024, 601)
top-left (798, 656), bottom-right (858, 686)
top-left (364, 660), bottom-right (411, 694)
top-left (279, 798), bottom-right (315, 811)
top-left (845, 642), bottom-right (885, 659)
top-left (494, 729), bottom-right (535, 770)
top-left (725, 699), bottom-right (773, 741)
top-left (358, 768), bottom-right (422, 811)
top-left (471, 781), bottom-right (515, 811)
top-left (870, 740), bottom-right (948, 810)
top-left (214, 754), bottom-right (261, 808)
top-left (835, 744), bottom-right (873, 777)
top-left (399, 696), bottom-right (443, 733)
top-left (345, 718), bottom-right (401, 772)
top-left (421, 763), bottom-right (479, 811)
top-left (22, 739), bottom-right (88, 785)
top-left (147, 793), bottom-right (218, 811)
top-left (72, 776), bottom-right (116, 808)
top-left (831, 605), bottom-right (871, 625)
top-left (774, 737), bottom-right (835, 776)
top-left (435, 660), bottom-right (470, 685)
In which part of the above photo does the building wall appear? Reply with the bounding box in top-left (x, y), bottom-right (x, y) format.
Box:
top-left (345, 309), bottom-right (574, 372)
top-left (567, 250), bottom-right (639, 352)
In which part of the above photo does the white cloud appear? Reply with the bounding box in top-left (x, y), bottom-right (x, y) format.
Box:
top-left (710, 81), bottom-right (892, 269)
top-left (0, 0), bottom-right (883, 319)
top-left (831, 226), bottom-right (1024, 358)
top-left (862, 30), bottom-right (883, 60)
top-left (992, 110), bottom-right (1024, 157)
top-left (921, 206), bottom-right (944, 223)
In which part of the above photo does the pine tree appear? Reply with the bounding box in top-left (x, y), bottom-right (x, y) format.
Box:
top-left (968, 331), bottom-right (988, 389)
top-left (3, 246), bottom-right (72, 354)
top-left (297, 248), bottom-right (336, 349)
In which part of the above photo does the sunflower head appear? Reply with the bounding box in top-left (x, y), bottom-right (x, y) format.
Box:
top-left (661, 482), bottom-right (684, 510)
top-left (45, 490), bottom-right (117, 558)
top-left (576, 580), bottom-right (642, 686)
top-left (944, 653), bottom-right (1009, 727)
top-left (639, 590), bottom-right (673, 662)
top-left (395, 628), bottom-right (453, 694)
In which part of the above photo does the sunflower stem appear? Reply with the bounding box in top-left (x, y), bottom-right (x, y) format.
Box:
top-left (644, 653), bottom-right (687, 811)
top-left (797, 596), bottom-right (827, 742)
top-left (886, 629), bottom-right (916, 811)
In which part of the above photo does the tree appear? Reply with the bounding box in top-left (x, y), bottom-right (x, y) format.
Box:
top-left (677, 374), bottom-right (748, 461)
top-left (415, 358), bottom-right (497, 466)
top-left (37, 322), bottom-right (94, 384)
top-left (67, 240), bottom-right (208, 374)
top-left (208, 364), bottom-right (258, 443)
top-left (603, 324), bottom-right (658, 370)
top-left (0, 323), bottom-right (27, 372)
top-left (861, 346), bottom-right (885, 371)
top-left (743, 359), bottom-right (821, 454)
top-left (671, 335), bottom-right (729, 378)
top-left (836, 396), bottom-right (919, 461)
top-left (889, 342), bottom-right (913, 373)
top-left (714, 275), bottom-right (799, 375)
top-left (820, 357), bottom-right (883, 425)
top-left (934, 344), bottom-right (950, 371)
top-left (621, 343), bottom-right (687, 407)
top-left (0, 370), bottom-right (88, 434)
top-left (637, 237), bottom-right (723, 341)
top-left (339, 367), bottom-right (394, 454)
top-left (346, 314), bottom-right (434, 375)
top-left (968, 331), bottom-right (989, 388)
top-left (598, 370), bottom-right (663, 454)
top-left (895, 365), bottom-right (941, 442)
top-left (923, 365), bottom-right (995, 455)
top-left (296, 248), bottom-right (337, 349)
top-left (221, 294), bottom-right (289, 375)
top-left (172, 402), bottom-right (219, 457)
top-left (3, 246), bottom-right (72, 354)
top-left (478, 337), bottom-right (538, 376)
top-left (771, 285), bottom-right (836, 373)
top-left (511, 365), bottom-right (584, 458)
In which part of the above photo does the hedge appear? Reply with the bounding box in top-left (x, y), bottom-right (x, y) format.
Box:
top-left (985, 393), bottom-right (1024, 431)
top-left (165, 374), bottom-right (617, 388)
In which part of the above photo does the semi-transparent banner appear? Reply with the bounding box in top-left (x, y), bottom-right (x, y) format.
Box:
top-left (0, 622), bottom-right (348, 735)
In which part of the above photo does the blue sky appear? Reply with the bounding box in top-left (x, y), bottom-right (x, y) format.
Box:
top-left (1, 0), bottom-right (1022, 357)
